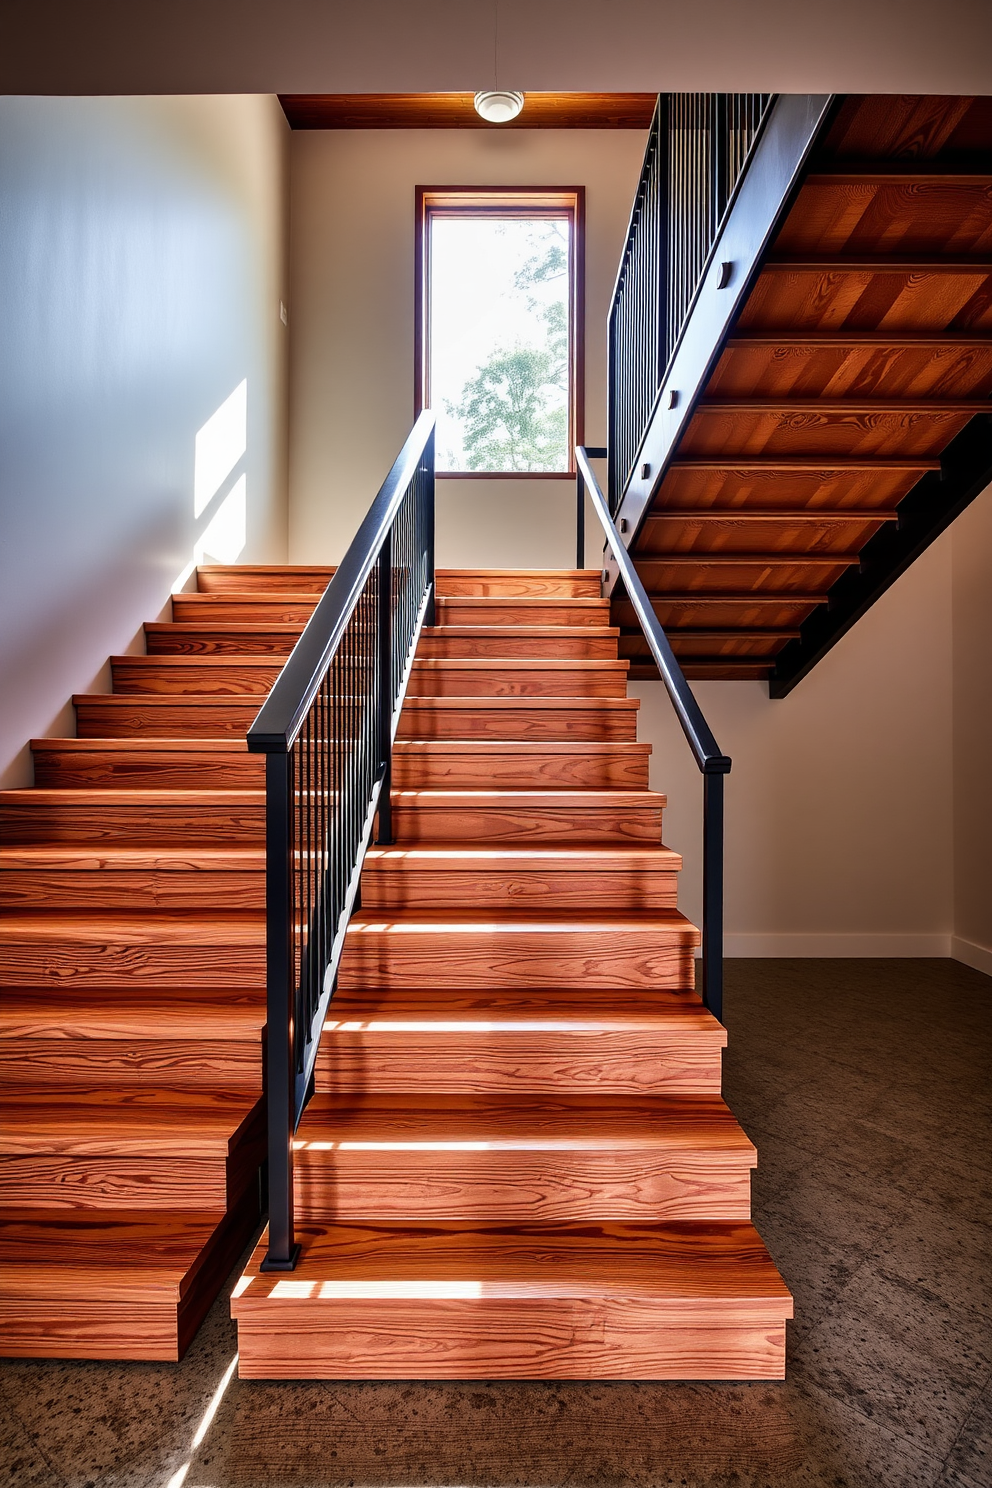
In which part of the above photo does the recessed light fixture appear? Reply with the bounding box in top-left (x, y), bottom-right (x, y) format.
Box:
top-left (474, 90), bottom-right (524, 123)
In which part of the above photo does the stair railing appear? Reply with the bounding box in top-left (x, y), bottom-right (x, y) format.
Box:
top-left (248, 411), bottom-right (436, 1271)
top-left (607, 92), bottom-right (772, 513)
top-left (576, 446), bottom-right (731, 1022)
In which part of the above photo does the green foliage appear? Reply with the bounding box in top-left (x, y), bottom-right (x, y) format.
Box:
top-left (449, 226), bottom-right (570, 472)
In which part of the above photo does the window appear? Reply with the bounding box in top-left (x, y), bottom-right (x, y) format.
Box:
top-left (416, 188), bottom-right (584, 476)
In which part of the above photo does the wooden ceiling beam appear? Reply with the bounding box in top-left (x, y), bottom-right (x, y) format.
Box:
top-left (279, 93), bottom-right (657, 130)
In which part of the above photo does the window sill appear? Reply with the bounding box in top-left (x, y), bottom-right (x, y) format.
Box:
top-left (436, 470), bottom-right (577, 480)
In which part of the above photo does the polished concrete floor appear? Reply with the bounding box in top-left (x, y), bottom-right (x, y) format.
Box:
top-left (2, 958), bottom-right (990, 1488)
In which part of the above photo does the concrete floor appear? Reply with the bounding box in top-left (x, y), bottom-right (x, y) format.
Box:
top-left (2, 958), bottom-right (990, 1488)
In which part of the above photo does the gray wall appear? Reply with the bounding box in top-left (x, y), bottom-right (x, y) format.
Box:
top-left (0, 95), bottom-right (289, 786)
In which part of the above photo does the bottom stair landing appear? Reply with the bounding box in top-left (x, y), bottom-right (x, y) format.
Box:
top-left (230, 566), bottom-right (792, 1380)
top-left (233, 1221), bottom-right (790, 1380)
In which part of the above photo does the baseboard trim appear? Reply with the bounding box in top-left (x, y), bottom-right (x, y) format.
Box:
top-left (951, 936), bottom-right (992, 978)
top-left (723, 933), bottom-right (953, 958)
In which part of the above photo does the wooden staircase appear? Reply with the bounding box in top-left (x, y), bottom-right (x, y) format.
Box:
top-left (617, 93), bottom-right (992, 687)
top-left (0, 565), bottom-right (304, 1358)
top-left (229, 566), bottom-right (791, 1380)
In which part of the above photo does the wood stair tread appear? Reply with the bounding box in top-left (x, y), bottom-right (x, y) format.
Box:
top-left (0, 1088), bottom-right (262, 1154)
top-left (30, 737), bottom-right (251, 752)
top-left (364, 844), bottom-right (679, 866)
top-left (294, 1093), bottom-right (755, 1156)
top-left (325, 984), bottom-right (722, 1032)
top-left (0, 911), bottom-right (264, 941)
top-left (234, 1220), bottom-right (792, 1310)
top-left (345, 909), bottom-right (697, 934)
top-left (0, 1209), bottom-right (238, 1302)
top-left (0, 847), bottom-right (265, 870)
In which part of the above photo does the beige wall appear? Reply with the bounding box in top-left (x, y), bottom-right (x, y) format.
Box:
top-left (0, 94), bottom-right (290, 786)
top-left (952, 484), bottom-right (992, 974)
top-left (3, 0), bottom-right (990, 94)
top-left (635, 534), bottom-right (957, 956)
top-left (286, 128), bottom-right (644, 567)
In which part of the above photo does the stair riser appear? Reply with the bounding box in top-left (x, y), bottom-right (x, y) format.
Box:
top-left (172, 599), bottom-right (317, 624)
top-left (146, 631), bottom-right (301, 656)
top-left (0, 806), bottom-right (264, 844)
top-left (390, 749), bottom-right (650, 790)
top-left (338, 937), bottom-right (696, 991)
top-left (196, 567), bottom-right (335, 595)
top-left (294, 1155), bottom-right (751, 1223)
top-left (234, 1305), bottom-right (786, 1380)
top-left (110, 661), bottom-right (278, 696)
top-left (0, 1041), bottom-right (263, 1088)
top-left (360, 869), bottom-right (678, 912)
top-left (408, 669), bottom-right (628, 699)
top-left (0, 1156), bottom-right (233, 1209)
top-left (31, 750), bottom-right (264, 789)
top-left (435, 601), bottom-right (607, 627)
top-left (74, 699), bottom-right (261, 738)
top-left (397, 705), bottom-right (638, 743)
top-left (0, 873), bottom-right (265, 910)
top-left (417, 635), bottom-right (618, 660)
top-left (391, 807), bottom-right (661, 844)
top-left (0, 945), bottom-right (265, 988)
top-left (315, 1036), bottom-right (723, 1097)
top-left (437, 575), bottom-right (601, 599)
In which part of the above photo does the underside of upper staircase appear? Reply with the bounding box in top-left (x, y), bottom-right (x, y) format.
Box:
top-left (614, 93), bottom-right (992, 690)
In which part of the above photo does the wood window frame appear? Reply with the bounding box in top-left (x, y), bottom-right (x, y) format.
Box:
top-left (415, 186), bottom-right (585, 479)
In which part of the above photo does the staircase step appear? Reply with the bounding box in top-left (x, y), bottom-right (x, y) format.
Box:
top-left (397, 697), bottom-right (640, 742)
top-left (391, 741), bottom-right (651, 791)
top-left (360, 845), bottom-right (680, 911)
top-left (389, 790), bottom-right (664, 844)
top-left (73, 694), bottom-right (262, 738)
top-left (30, 738), bottom-right (263, 789)
top-left (436, 569), bottom-right (602, 599)
top-left (0, 789), bottom-right (264, 843)
top-left (416, 626), bottom-right (619, 660)
top-left (145, 622), bottom-right (302, 656)
top-left (0, 986), bottom-right (265, 1087)
top-left (195, 564), bottom-right (336, 595)
top-left (0, 911), bottom-right (265, 988)
top-left (231, 1219), bottom-right (792, 1379)
top-left (0, 847), bottom-right (265, 909)
top-left (435, 597), bottom-right (609, 627)
top-left (0, 1088), bottom-right (263, 1209)
top-left (110, 656), bottom-right (279, 696)
top-left (292, 1093), bottom-right (754, 1223)
top-left (407, 659), bottom-right (630, 698)
top-left (0, 1193), bottom-right (261, 1359)
top-left (317, 987), bottom-right (723, 1096)
top-left (171, 594), bottom-right (319, 625)
top-left (338, 913), bottom-right (698, 992)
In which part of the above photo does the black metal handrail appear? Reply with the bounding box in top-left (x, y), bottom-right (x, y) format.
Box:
top-left (576, 446), bottom-right (730, 1022)
top-left (608, 93), bottom-right (772, 512)
top-left (248, 410), bottom-right (436, 1270)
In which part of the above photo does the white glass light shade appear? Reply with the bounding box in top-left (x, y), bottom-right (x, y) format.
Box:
top-left (473, 91), bottom-right (524, 123)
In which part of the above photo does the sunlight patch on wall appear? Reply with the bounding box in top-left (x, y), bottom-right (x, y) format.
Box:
top-left (194, 379), bottom-right (247, 516)
top-left (198, 473), bottom-right (247, 564)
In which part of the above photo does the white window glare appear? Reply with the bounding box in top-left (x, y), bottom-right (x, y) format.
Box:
top-left (429, 217), bottom-right (570, 473)
top-left (194, 379), bottom-right (247, 516)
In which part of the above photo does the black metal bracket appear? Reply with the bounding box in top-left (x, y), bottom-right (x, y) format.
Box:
top-left (770, 413), bottom-right (992, 699)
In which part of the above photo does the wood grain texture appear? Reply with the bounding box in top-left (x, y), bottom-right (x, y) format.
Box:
top-left (415, 627), bottom-right (620, 660)
top-left (232, 1220), bottom-right (790, 1379)
top-left (30, 739), bottom-right (263, 789)
top-left (279, 93), bottom-right (658, 131)
top-left (361, 845), bottom-right (681, 912)
top-left (434, 597), bottom-right (610, 627)
top-left (145, 622), bottom-right (303, 655)
top-left (291, 1093), bottom-right (754, 1223)
top-left (316, 986), bottom-right (725, 1097)
top-left (407, 658), bottom-right (630, 698)
top-left (434, 570), bottom-right (602, 599)
top-left (389, 741), bottom-right (651, 791)
top-left (0, 789), bottom-right (264, 843)
top-left (389, 788), bottom-right (664, 845)
top-left (397, 697), bottom-right (639, 742)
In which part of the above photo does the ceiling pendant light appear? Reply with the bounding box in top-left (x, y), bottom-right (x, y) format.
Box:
top-left (473, 90), bottom-right (524, 123)
top-left (474, 2), bottom-right (522, 123)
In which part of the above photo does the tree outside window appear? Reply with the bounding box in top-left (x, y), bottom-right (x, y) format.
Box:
top-left (416, 189), bottom-right (584, 476)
